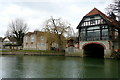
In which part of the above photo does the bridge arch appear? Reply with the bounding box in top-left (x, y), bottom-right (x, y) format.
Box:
top-left (82, 42), bottom-right (106, 49)
top-left (82, 42), bottom-right (105, 58)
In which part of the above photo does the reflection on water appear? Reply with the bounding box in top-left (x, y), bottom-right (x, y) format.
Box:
top-left (0, 55), bottom-right (120, 78)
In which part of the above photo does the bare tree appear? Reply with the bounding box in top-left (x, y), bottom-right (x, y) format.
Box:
top-left (106, 0), bottom-right (120, 48)
top-left (5, 30), bottom-right (11, 37)
top-left (106, 0), bottom-right (120, 21)
top-left (42, 17), bottom-right (74, 50)
top-left (7, 18), bottom-right (28, 46)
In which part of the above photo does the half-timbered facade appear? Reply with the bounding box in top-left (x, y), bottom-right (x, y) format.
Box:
top-left (66, 8), bottom-right (120, 58)
top-left (77, 8), bottom-right (119, 41)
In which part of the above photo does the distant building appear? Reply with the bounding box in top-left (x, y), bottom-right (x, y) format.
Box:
top-left (66, 8), bottom-right (120, 58)
top-left (23, 31), bottom-right (59, 50)
top-left (0, 37), bottom-right (3, 50)
top-left (3, 37), bottom-right (17, 45)
top-left (3, 37), bottom-right (22, 50)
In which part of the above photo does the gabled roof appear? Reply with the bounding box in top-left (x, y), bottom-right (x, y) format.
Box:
top-left (85, 8), bottom-right (102, 16)
top-left (86, 8), bottom-right (118, 26)
top-left (77, 8), bottom-right (119, 29)
top-left (25, 31), bottom-right (47, 36)
top-left (3, 37), bottom-right (17, 42)
top-left (25, 32), bottom-right (34, 36)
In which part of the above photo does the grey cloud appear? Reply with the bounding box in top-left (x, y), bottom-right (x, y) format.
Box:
top-left (0, 0), bottom-right (112, 37)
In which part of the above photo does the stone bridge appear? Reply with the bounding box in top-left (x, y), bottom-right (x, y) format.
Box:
top-left (65, 40), bottom-right (113, 58)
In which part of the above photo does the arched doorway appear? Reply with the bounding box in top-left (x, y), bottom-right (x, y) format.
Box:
top-left (83, 43), bottom-right (105, 58)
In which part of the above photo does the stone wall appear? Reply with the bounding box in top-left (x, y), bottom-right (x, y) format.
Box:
top-left (65, 40), bottom-right (113, 58)
top-left (79, 41), bottom-right (111, 49)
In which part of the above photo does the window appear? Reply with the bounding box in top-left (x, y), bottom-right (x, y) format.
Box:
top-left (85, 21), bottom-right (90, 26)
top-left (102, 26), bottom-right (108, 29)
top-left (39, 43), bottom-right (46, 46)
top-left (84, 18), bottom-right (90, 21)
top-left (82, 16), bottom-right (103, 26)
top-left (31, 36), bottom-right (35, 42)
top-left (86, 29), bottom-right (100, 41)
top-left (81, 23), bottom-right (84, 26)
top-left (90, 17), bottom-right (95, 25)
top-left (102, 29), bottom-right (109, 40)
top-left (81, 28), bottom-right (85, 37)
top-left (81, 34), bottom-right (85, 40)
top-left (80, 28), bottom-right (86, 40)
top-left (25, 37), bottom-right (28, 42)
top-left (40, 36), bottom-right (44, 40)
top-left (97, 19), bottom-right (101, 24)
top-left (87, 30), bottom-right (100, 37)
top-left (95, 16), bottom-right (101, 19)
top-left (88, 21), bottom-right (90, 25)
top-left (90, 20), bottom-right (96, 25)
top-left (100, 19), bottom-right (104, 24)
top-left (102, 29), bottom-right (108, 36)
top-left (81, 28), bottom-right (85, 31)
top-left (87, 26), bottom-right (100, 30)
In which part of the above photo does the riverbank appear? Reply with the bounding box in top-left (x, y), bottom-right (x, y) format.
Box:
top-left (0, 50), bottom-right (65, 56)
top-left (0, 50), bottom-right (120, 59)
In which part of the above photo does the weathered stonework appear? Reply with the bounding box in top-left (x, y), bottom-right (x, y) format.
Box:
top-left (23, 31), bottom-right (59, 50)
top-left (104, 49), bottom-right (112, 58)
top-left (65, 40), bottom-right (113, 58)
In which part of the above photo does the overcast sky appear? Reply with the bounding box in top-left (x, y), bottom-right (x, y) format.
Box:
top-left (0, 0), bottom-right (113, 37)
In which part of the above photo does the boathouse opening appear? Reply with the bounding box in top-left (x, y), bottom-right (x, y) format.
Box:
top-left (83, 43), bottom-right (104, 58)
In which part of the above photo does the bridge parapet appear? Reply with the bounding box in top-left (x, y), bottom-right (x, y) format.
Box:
top-left (79, 41), bottom-right (112, 50)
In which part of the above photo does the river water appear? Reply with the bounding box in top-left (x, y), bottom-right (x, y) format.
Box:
top-left (0, 55), bottom-right (120, 78)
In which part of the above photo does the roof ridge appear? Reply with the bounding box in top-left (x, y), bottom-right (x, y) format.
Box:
top-left (86, 8), bottom-right (104, 16)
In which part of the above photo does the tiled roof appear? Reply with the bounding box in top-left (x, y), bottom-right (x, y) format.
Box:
top-left (85, 8), bottom-right (119, 26)
top-left (25, 32), bottom-right (34, 36)
top-left (85, 8), bottom-right (101, 16)
top-left (8, 37), bottom-right (17, 42)
top-left (3, 37), bottom-right (17, 42)
top-left (25, 31), bottom-right (46, 36)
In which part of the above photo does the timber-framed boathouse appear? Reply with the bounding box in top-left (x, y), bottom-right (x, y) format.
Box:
top-left (66, 8), bottom-right (120, 58)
